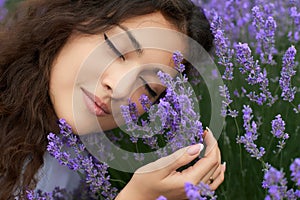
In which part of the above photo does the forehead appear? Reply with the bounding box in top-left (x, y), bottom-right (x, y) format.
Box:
top-left (110, 12), bottom-right (180, 32)
top-left (106, 12), bottom-right (187, 53)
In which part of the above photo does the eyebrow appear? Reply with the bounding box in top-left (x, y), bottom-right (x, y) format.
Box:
top-left (118, 25), bottom-right (143, 55)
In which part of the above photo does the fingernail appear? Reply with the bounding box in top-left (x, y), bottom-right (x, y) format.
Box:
top-left (187, 144), bottom-right (204, 155)
top-left (206, 127), bottom-right (212, 134)
top-left (222, 162), bottom-right (226, 171)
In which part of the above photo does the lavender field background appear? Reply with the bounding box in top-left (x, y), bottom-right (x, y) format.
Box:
top-left (2, 0), bottom-right (300, 199)
top-left (195, 0), bottom-right (300, 199)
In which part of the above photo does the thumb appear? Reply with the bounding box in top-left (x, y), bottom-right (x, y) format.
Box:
top-left (136, 144), bottom-right (204, 175)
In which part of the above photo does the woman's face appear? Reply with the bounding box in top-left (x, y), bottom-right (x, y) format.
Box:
top-left (49, 12), bottom-right (185, 134)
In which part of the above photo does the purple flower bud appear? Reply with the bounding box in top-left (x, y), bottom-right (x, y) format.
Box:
top-left (172, 51), bottom-right (185, 73)
top-left (139, 94), bottom-right (152, 112)
top-left (293, 104), bottom-right (300, 114)
top-left (290, 158), bottom-right (300, 186)
top-left (271, 115), bottom-right (289, 144)
top-left (156, 196), bottom-right (167, 200)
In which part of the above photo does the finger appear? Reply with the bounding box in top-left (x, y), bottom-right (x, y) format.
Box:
top-left (203, 127), bottom-right (218, 156)
top-left (209, 163), bottom-right (226, 190)
top-left (136, 143), bottom-right (204, 175)
top-left (204, 163), bottom-right (222, 184)
top-left (184, 141), bottom-right (221, 182)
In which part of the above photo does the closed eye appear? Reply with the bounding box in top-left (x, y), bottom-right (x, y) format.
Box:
top-left (139, 76), bottom-right (157, 97)
top-left (104, 33), bottom-right (126, 61)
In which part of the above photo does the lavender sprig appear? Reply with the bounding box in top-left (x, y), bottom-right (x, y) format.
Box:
top-left (236, 105), bottom-right (265, 160)
top-left (279, 45), bottom-right (297, 102)
top-left (270, 115), bottom-right (289, 152)
top-left (210, 14), bottom-right (234, 80)
top-left (262, 166), bottom-right (288, 200)
top-left (26, 187), bottom-right (69, 200)
top-left (173, 50), bottom-right (185, 73)
top-left (288, 7), bottom-right (300, 43)
top-left (262, 163), bottom-right (300, 200)
top-left (184, 182), bottom-right (217, 200)
top-left (263, 16), bottom-right (277, 65)
top-left (219, 85), bottom-right (238, 118)
top-left (290, 158), bottom-right (300, 187)
top-left (46, 120), bottom-right (118, 200)
top-left (235, 42), bottom-right (276, 106)
top-left (252, 5), bottom-right (277, 65)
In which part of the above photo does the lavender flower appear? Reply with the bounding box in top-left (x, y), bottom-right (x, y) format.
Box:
top-left (235, 42), bottom-right (261, 84)
top-left (263, 16), bottom-right (277, 65)
top-left (293, 104), bottom-right (300, 114)
top-left (271, 115), bottom-right (289, 152)
top-left (0, 0), bottom-right (7, 21)
top-left (288, 7), bottom-right (300, 42)
top-left (139, 94), bottom-right (152, 112)
top-left (261, 162), bottom-right (300, 200)
top-left (279, 45), bottom-right (297, 102)
top-left (219, 85), bottom-right (238, 117)
top-left (236, 105), bottom-right (265, 159)
top-left (185, 182), bottom-right (217, 200)
top-left (200, 0), bottom-right (300, 198)
top-left (252, 6), bottom-right (265, 54)
top-left (262, 167), bottom-right (287, 200)
top-left (120, 52), bottom-right (204, 156)
top-left (156, 196), bottom-right (167, 200)
top-left (235, 42), bottom-right (275, 105)
top-left (81, 156), bottom-right (117, 198)
top-left (133, 153), bottom-right (145, 161)
top-left (120, 101), bottom-right (140, 134)
top-left (26, 187), bottom-right (69, 200)
top-left (173, 51), bottom-right (185, 73)
top-left (46, 120), bottom-right (118, 199)
top-left (210, 14), bottom-right (234, 80)
top-left (128, 100), bottom-right (139, 123)
top-left (204, 0), bottom-right (251, 41)
top-left (251, 5), bottom-right (277, 65)
top-left (290, 158), bottom-right (300, 186)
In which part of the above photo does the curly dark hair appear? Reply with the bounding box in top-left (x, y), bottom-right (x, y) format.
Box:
top-left (0, 0), bottom-right (213, 199)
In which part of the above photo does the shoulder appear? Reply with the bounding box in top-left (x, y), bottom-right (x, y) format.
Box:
top-left (35, 152), bottom-right (82, 194)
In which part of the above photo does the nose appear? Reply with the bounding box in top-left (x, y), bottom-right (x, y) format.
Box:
top-left (101, 61), bottom-right (141, 99)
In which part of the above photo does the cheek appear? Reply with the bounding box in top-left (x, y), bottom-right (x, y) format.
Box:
top-left (49, 53), bottom-right (82, 114)
top-left (48, 65), bottom-right (77, 130)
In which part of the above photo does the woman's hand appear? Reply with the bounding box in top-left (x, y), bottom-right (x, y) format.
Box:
top-left (115, 128), bottom-right (226, 200)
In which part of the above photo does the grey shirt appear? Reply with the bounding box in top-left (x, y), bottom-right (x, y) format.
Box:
top-left (35, 152), bottom-right (82, 194)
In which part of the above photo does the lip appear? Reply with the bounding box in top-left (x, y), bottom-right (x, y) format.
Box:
top-left (80, 87), bottom-right (111, 116)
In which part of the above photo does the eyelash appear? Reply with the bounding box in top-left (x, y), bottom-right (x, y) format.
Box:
top-left (139, 76), bottom-right (157, 97)
top-left (104, 33), bottom-right (126, 61)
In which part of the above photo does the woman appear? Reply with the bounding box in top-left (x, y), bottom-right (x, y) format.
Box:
top-left (0, 0), bottom-right (225, 199)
